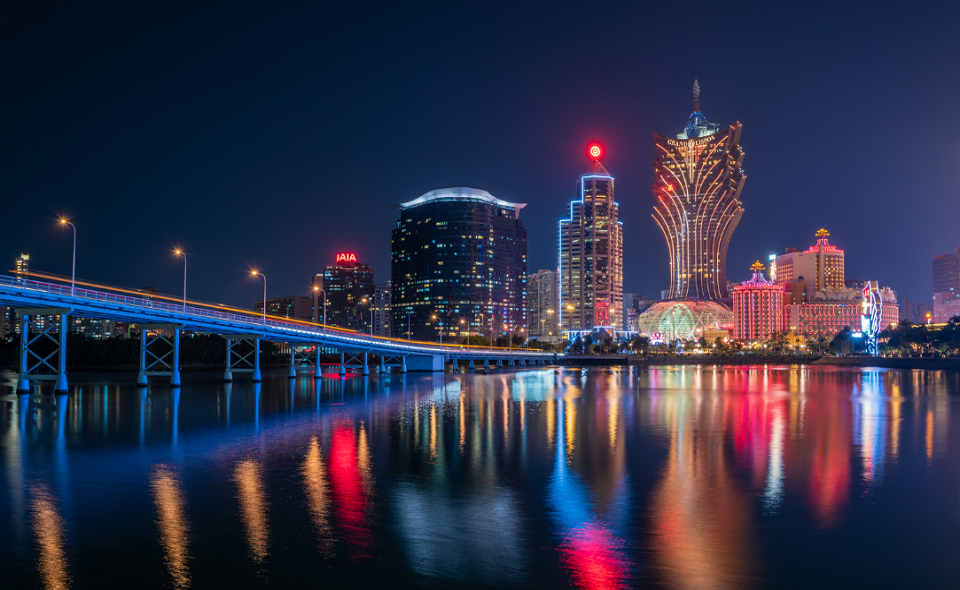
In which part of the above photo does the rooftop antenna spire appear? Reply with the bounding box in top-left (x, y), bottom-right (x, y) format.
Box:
top-left (692, 79), bottom-right (700, 112)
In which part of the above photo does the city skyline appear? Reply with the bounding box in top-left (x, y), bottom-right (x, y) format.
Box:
top-left (1, 3), bottom-right (957, 310)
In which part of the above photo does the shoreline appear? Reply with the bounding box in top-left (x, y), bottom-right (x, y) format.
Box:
top-left (629, 355), bottom-right (960, 370)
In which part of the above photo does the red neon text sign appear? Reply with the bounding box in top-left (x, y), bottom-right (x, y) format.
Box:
top-left (335, 252), bottom-right (358, 264)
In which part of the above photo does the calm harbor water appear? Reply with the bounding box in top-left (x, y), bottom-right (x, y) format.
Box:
top-left (2, 365), bottom-right (959, 589)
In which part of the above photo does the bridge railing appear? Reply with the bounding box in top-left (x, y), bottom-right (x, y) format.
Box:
top-left (0, 275), bottom-right (544, 356)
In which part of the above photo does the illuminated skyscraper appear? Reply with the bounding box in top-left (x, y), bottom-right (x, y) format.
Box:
top-left (651, 81), bottom-right (746, 300)
top-left (559, 144), bottom-right (623, 333)
top-left (313, 252), bottom-right (375, 331)
top-left (391, 188), bottom-right (527, 341)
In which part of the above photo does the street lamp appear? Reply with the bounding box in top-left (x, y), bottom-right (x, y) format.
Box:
top-left (174, 249), bottom-right (187, 312)
top-left (313, 286), bottom-right (326, 333)
top-left (432, 315), bottom-right (442, 345)
top-left (59, 218), bottom-right (76, 296)
top-left (251, 271), bottom-right (266, 322)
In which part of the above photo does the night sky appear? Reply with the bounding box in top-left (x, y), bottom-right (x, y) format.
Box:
top-left (2, 1), bottom-right (958, 309)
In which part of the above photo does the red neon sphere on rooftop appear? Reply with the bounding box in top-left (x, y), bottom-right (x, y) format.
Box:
top-left (587, 143), bottom-right (603, 160)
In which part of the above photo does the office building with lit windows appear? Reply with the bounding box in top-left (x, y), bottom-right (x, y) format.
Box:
top-left (313, 253), bottom-right (375, 331)
top-left (651, 80), bottom-right (746, 300)
top-left (559, 144), bottom-right (623, 333)
top-left (372, 282), bottom-right (393, 337)
top-left (255, 296), bottom-right (313, 321)
top-left (774, 229), bottom-right (846, 290)
top-left (391, 187), bottom-right (527, 341)
top-left (933, 245), bottom-right (960, 322)
top-left (528, 269), bottom-right (559, 342)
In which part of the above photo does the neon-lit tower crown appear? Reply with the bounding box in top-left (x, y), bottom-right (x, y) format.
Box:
top-left (651, 80), bottom-right (746, 300)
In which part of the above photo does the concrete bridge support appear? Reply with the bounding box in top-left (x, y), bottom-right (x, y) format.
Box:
top-left (222, 335), bottom-right (262, 383)
top-left (289, 345), bottom-right (297, 378)
top-left (468, 359), bottom-right (475, 372)
top-left (363, 352), bottom-right (369, 376)
top-left (16, 307), bottom-right (71, 394)
top-left (401, 356), bottom-right (408, 373)
top-left (339, 351), bottom-right (346, 377)
top-left (137, 324), bottom-right (183, 387)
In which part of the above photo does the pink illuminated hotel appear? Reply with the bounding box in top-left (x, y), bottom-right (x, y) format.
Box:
top-left (732, 230), bottom-right (898, 343)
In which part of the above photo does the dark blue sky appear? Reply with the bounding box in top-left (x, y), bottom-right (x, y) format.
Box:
top-left (2, 1), bottom-right (958, 308)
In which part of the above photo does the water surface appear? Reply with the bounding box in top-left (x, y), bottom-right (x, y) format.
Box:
top-left (2, 366), bottom-right (959, 588)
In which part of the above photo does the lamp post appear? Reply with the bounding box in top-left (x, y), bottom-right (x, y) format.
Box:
top-left (251, 271), bottom-right (266, 322)
top-left (432, 315), bottom-right (442, 345)
top-left (174, 250), bottom-right (187, 312)
top-left (313, 286), bottom-right (327, 333)
top-left (362, 297), bottom-right (373, 337)
top-left (59, 218), bottom-right (76, 296)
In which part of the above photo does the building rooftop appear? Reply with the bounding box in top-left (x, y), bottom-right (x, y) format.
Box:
top-left (398, 187), bottom-right (526, 211)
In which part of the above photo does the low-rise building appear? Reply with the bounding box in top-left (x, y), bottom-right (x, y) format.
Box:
top-left (732, 262), bottom-right (786, 341)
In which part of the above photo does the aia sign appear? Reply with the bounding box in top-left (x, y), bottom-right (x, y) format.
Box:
top-left (335, 252), bottom-right (357, 264)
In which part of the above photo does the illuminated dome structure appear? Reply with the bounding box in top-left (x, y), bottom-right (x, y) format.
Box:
top-left (635, 300), bottom-right (733, 342)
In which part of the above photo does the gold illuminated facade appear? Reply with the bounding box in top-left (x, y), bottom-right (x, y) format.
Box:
top-left (651, 81), bottom-right (746, 300)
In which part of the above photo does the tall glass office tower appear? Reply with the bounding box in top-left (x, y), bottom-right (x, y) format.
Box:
top-left (391, 188), bottom-right (527, 341)
top-left (559, 145), bottom-right (623, 334)
top-left (651, 80), bottom-right (746, 300)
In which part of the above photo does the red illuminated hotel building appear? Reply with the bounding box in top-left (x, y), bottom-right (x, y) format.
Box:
top-left (732, 262), bottom-right (786, 340)
top-left (651, 80), bottom-right (746, 300)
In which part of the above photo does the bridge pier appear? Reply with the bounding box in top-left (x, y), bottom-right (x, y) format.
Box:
top-left (380, 354), bottom-right (386, 374)
top-left (363, 351), bottom-right (369, 376)
top-left (496, 359), bottom-right (503, 368)
top-left (251, 337), bottom-right (261, 383)
top-left (315, 345), bottom-right (323, 378)
top-left (483, 359), bottom-right (490, 370)
top-left (137, 323), bottom-right (183, 387)
top-left (15, 307), bottom-right (71, 394)
top-left (401, 356), bottom-right (407, 373)
top-left (468, 359), bottom-right (475, 372)
top-left (339, 351), bottom-right (346, 377)
top-left (289, 345), bottom-right (296, 378)
top-left (508, 359), bottom-right (515, 367)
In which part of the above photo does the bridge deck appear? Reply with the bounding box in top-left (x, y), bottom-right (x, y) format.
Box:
top-left (0, 275), bottom-right (551, 360)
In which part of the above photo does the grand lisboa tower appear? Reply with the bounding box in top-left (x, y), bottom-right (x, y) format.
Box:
top-left (638, 81), bottom-right (744, 342)
top-left (651, 80), bottom-right (746, 300)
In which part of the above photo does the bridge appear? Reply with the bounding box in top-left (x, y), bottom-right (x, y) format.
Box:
top-left (0, 274), bottom-right (553, 393)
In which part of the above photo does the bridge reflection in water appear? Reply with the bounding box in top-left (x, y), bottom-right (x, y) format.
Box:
top-left (2, 366), bottom-right (959, 589)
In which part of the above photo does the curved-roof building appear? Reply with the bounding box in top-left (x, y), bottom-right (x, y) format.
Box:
top-left (399, 187), bottom-right (526, 211)
top-left (391, 187), bottom-right (527, 341)
top-left (635, 299), bottom-right (733, 343)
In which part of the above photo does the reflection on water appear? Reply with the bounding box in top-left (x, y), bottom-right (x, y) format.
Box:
top-left (150, 466), bottom-right (191, 589)
top-left (2, 367), bottom-right (960, 589)
top-left (329, 422), bottom-right (373, 557)
top-left (302, 437), bottom-right (334, 555)
top-left (649, 392), bottom-right (757, 589)
top-left (548, 398), bottom-right (632, 589)
top-left (30, 483), bottom-right (71, 590)
top-left (234, 459), bottom-right (269, 563)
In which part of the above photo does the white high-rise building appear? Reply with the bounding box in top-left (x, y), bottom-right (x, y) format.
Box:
top-left (527, 269), bottom-right (559, 342)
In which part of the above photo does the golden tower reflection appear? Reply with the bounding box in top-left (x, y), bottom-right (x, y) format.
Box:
top-left (234, 459), bottom-right (270, 563)
top-left (30, 483), bottom-right (71, 590)
top-left (302, 437), bottom-right (334, 555)
top-left (150, 465), bottom-right (191, 588)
